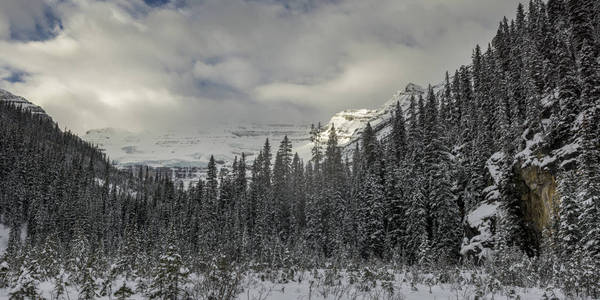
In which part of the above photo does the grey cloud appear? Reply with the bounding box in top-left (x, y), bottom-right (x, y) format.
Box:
top-left (0, 0), bottom-right (522, 134)
top-left (0, 0), bottom-right (62, 41)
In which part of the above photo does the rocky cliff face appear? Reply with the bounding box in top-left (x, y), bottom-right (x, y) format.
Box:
top-left (462, 145), bottom-right (564, 260)
top-left (516, 165), bottom-right (559, 235)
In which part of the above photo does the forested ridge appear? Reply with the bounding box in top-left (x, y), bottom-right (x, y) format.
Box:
top-left (0, 0), bottom-right (599, 298)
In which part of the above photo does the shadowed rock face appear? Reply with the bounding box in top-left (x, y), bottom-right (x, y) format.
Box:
top-left (517, 165), bottom-right (558, 235)
top-left (503, 164), bottom-right (559, 257)
top-left (461, 156), bottom-right (561, 261)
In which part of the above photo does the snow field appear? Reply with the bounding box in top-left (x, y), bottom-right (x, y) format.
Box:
top-left (0, 267), bottom-right (564, 299)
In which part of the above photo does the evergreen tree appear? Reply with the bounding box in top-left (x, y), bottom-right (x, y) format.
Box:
top-left (273, 136), bottom-right (293, 242)
top-left (8, 254), bottom-right (42, 299)
top-left (579, 39), bottom-right (600, 110)
top-left (577, 108), bottom-right (600, 260)
top-left (148, 245), bottom-right (189, 300)
top-left (290, 153), bottom-right (306, 237)
top-left (567, 0), bottom-right (595, 52)
top-left (556, 171), bottom-right (580, 259)
top-left (553, 40), bottom-right (580, 146)
top-left (390, 101), bottom-right (408, 162)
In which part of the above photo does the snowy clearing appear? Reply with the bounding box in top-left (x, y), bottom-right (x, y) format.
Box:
top-left (0, 268), bottom-right (565, 300)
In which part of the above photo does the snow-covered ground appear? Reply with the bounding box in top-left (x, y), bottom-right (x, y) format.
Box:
top-left (238, 270), bottom-right (557, 300)
top-left (0, 268), bottom-right (562, 299)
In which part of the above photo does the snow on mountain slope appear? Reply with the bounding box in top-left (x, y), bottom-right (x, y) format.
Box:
top-left (301, 83), bottom-right (439, 158)
top-left (0, 89), bottom-right (49, 117)
top-left (329, 83), bottom-right (430, 144)
top-left (84, 124), bottom-right (311, 183)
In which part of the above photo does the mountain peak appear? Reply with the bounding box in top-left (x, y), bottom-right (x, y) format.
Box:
top-left (404, 83), bottom-right (425, 94)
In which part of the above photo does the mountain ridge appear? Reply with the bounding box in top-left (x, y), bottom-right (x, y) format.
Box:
top-left (0, 89), bottom-right (49, 118)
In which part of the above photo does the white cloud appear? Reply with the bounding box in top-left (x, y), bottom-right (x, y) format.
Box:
top-left (0, 0), bottom-right (523, 134)
top-left (193, 58), bottom-right (260, 90)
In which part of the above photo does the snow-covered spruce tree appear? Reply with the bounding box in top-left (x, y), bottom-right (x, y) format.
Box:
top-left (322, 124), bottom-right (347, 256)
top-left (114, 281), bottom-right (135, 300)
top-left (272, 135), bottom-right (293, 244)
top-left (8, 253), bottom-right (43, 300)
top-left (37, 233), bottom-right (62, 280)
top-left (387, 162), bottom-right (411, 262)
top-left (289, 153), bottom-right (306, 243)
top-left (66, 230), bottom-right (95, 295)
top-left (458, 65), bottom-right (475, 142)
top-left (356, 123), bottom-right (385, 259)
top-left (421, 85), bottom-right (462, 264)
top-left (576, 107), bottom-right (600, 280)
top-left (218, 166), bottom-right (237, 257)
top-left (417, 233), bottom-right (434, 269)
top-left (555, 171), bottom-right (583, 295)
top-left (553, 40), bottom-right (580, 146)
top-left (431, 161), bottom-right (462, 264)
top-left (567, 0), bottom-right (595, 52)
top-left (52, 268), bottom-right (69, 300)
top-left (496, 153), bottom-right (538, 256)
top-left (79, 264), bottom-right (99, 300)
top-left (508, 9), bottom-right (527, 129)
top-left (256, 138), bottom-right (274, 258)
top-left (480, 46), bottom-right (499, 153)
top-left (305, 131), bottom-right (326, 257)
top-left (547, 0), bottom-right (566, 30)
top-left (384, 106), bottom-right (409, 256)
top-left (575, 41), bottom-right (600, 282)
top-left (357, 171), bottom-right (385, 259)
top-left (148, 245), bottom-right (189, 299)
top-left (438, 71), bottom-right (452, 124)
top-left (204, 155), bottom-right (220, 251)
top-left (390, 101), bottom-right (408, 163)
top-left (403, 180), bottom-right (428, 264)
top-left (344, 143), bottom-right (362, 259)
top-left (113, 227), bottom-right (141, 281)
top-left (579, 39), bottom-right (600, 110)
top-left (232, 153), bottom-right (248, 257)
top-left (246, 151), bottom-right (262, 256)
top-left (556, 171), bottom-right (581, 259)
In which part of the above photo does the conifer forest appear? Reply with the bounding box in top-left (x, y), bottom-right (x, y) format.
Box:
top-left (0, 0), bottom-right (599, 299)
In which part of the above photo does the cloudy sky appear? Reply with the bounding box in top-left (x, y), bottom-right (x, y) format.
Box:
top-left (0, 0), bottom-right (522, 134)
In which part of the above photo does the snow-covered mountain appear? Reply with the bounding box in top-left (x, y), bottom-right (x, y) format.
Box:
top-left (0, 89), bottom-right (49, 117)
top-left (84, 124), bottom-right (311, 168)
top-left (309, 83), bottom-right (437, 156)
top-left (83, 124), bottom-right (311, 184)
top-left (82, 83), bottom-right (435, 183)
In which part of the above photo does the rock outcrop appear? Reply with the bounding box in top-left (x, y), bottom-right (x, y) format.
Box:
top-left (462, 147), bottom-right (563, 260)
top-left (515, 165), bottom-right (558, 236)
